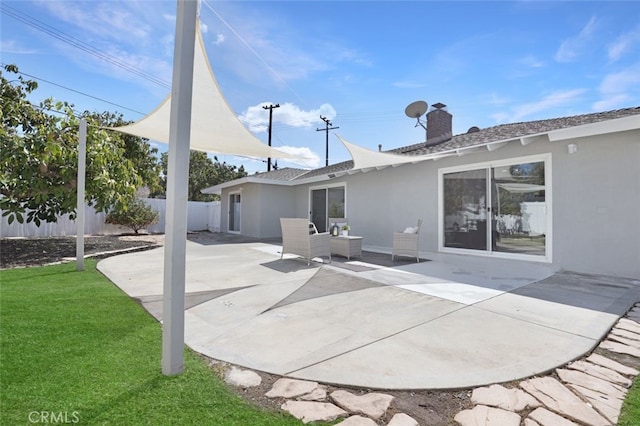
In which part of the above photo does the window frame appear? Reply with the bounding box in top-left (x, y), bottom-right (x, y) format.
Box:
top-left (438, 153), bottom-right (553, 262)
top-left (308, 183), bottom-right (347, 233)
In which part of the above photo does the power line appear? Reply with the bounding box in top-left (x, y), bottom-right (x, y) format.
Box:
top-left (1, 64), bottom-right (146, 116)
top-left (316, 116), bottom-right (339, 167)
top-left (1, 3), bottom-right (170, 89)
top-left (3, 2), bottom-right (412, 150)
top-left (201, 0), bottom-right (306, 106)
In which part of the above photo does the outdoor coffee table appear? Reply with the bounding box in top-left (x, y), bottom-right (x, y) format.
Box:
top-left (330, 235), bottom-right (363, 260)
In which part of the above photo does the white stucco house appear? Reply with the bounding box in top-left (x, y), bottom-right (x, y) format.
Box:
top-left (203, 104), bottom-right (640, 279)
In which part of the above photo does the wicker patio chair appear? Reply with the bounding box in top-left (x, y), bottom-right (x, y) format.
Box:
top-left (280, 218), bottom-right (331, 265)
top-left (391, 219), bottom-right (423, 262)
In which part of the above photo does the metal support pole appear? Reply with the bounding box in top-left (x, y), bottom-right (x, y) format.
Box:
top-left (162, 0), bottom-right (197, 376)
top-left (76, 118), bottom-right (86, 271)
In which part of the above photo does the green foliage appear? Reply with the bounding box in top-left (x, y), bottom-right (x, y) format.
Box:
top-left (85, 111), bottom-right (162, 195)
top-left (619, 374), bottom-right (640, 425)
top-left (153, 150), bottom-right (248, 201)
top-left (0, 64), bottom-right (159, 225)
top-left (0, 261), bottom-right (305, 425)
top-left (105, 199), bottom-right (159, 234)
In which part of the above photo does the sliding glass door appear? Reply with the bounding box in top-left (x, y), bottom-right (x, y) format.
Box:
top-left (310, 185), bottom-right (345, 233)
top-left (442, 156), bottom-right (548, 258)
top-left (443, 168), bottom-right (489, 250)
top-left (311, 189), bottom-right (328, 232)
top-left (491, 161), bottom-right (546, 256)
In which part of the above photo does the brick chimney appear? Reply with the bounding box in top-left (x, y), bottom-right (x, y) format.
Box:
top-left (426, 102), bottom-right (452, 145)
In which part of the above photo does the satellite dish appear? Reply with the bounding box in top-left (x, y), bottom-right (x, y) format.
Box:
top-left (404, 100), bottom-right (428, 118)
top-left (404, 100), bottom-right (428, 130)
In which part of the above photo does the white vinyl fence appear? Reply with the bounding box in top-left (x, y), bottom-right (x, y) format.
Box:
top-left (0, 199), bottom-right (221, 238)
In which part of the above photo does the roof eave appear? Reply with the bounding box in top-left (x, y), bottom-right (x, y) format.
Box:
top-left (207, 112), bottom-right (640, 193)
top-left (201, 176), bottom-right (295, 194)
top-left (547, 114), bottom-right (640, 142)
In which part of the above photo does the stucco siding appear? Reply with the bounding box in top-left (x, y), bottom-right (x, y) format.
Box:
top-left (218, 129), bottom-right (638, 278)
top-left (257, 185), bottom-right (297, 238)
top-left (219, 183), bottom-right (297, 239)
top-left (550, 131), bottom-right (640, 278)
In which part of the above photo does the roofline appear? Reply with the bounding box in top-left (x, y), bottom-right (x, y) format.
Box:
top-left (203, 112), bottom-right (640, 193)
top-left (201, 176), bottom-right (293, 194)
top-left (547, 113), bottom-right (640, 142)
top-left (327, 113), bottom-right (640, 177)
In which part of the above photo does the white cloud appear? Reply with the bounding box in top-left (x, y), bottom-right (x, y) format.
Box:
top-left (608, 26), bottom-right (640, 62)
top-left (499, 89), bottom-right (587, 122)
top-left (0, 39), bottom-right (37, 54)
top-left (41, 1), bottom-right (152, 44)
top-left (520, 55), bottom-right (545, 69)
top-left (275, 146), bottom-right (321, 169)
top-left (203, 3), bottom-right (367, 87)
top-left (593, 94), bottom-right (631, 112)
top-left (392, 81), bottom-right (428, 89)
top-left (239, 102), bottom-right (337, 133)
top-left (599, 67), bottom-right (640, 94)
top-left (32, 1), bottom-right (173, 90)
top-left (490, 112), bottom-right (510, 123)
top-left (555, 16), bottom-right (598, 63)
top-left (593, 66), bottom-right (640, 110)
top-left (334, 46), bottom-right (372, 68)
top-left (214, 34), bottom-right (226, 45)
top-left (226, 145), bottom-right (321, 172)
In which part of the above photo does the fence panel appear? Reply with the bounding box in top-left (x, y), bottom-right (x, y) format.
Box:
top-left (0, 199), bottom-right (221, 237)
top-left (208, 201), bottom-right (221, 233)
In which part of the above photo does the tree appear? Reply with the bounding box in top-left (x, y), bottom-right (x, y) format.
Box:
top-left (0, 64), bottom-right (149, 225)
top-left (105, 199), bottom-right (159, 234)
top-left (153, 150), bottom-right (247, 201)
top-left (86, 111), bottom-right (162, 195)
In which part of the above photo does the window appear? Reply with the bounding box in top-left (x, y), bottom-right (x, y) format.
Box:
top-left (229, 192), bottom-right (241, 232)
top-left (440, 155), bottom-right (550, 260)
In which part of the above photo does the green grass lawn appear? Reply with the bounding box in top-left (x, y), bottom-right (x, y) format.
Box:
top-left (0, 260), bottom-right (310, 425)
top-left (619, 374), bottom-right (640, 425)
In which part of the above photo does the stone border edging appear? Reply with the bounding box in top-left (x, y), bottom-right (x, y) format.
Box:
top-left (221, 303), bottom-right (640, 425)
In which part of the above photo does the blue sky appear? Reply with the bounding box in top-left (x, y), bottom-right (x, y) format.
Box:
top-left (2, 1), bottom-right (640, 173)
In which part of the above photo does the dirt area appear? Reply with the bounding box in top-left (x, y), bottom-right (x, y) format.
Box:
top-left (3, 233), bottom-right (637, 425)
top-left (0, 234), bottom-right (164, 269)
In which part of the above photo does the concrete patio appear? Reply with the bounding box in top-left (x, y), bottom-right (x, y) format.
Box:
top-left (97, 233), bottom-right (640, 390)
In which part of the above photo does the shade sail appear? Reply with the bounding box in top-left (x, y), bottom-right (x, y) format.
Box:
top-left (497, 183), bottom-right (546, 193)
top-left (336, 134), bottom-right (429, 170)
top-left (110, 23), bottom-right (296, 160)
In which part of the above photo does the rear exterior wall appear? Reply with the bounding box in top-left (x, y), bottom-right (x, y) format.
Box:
top-left (291, 131), bottom-right (639, 279)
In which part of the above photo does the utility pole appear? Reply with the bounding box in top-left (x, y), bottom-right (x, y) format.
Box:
top-left (263, 104), bottom-right (280, 171)
top-left (316, 115), bottom-right (339, 167)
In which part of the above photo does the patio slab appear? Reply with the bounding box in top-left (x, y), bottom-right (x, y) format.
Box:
top-left (97, 237), bottom-right (640, 390)
top-left (289, 305), bottom-right (597, 389)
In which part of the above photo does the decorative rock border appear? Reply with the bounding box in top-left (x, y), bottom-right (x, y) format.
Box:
top-left (222, 303), bottom-right (640, 425)
top-left (455, 303), bottom-right (640, 426)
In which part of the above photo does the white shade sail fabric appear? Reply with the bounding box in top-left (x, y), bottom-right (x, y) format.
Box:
top-left (336, 134), bottom-right (427, 170)
top-left (497, 183), bottom-right (546, 193)
top-left (111, 23), bottom-right (295, 160)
